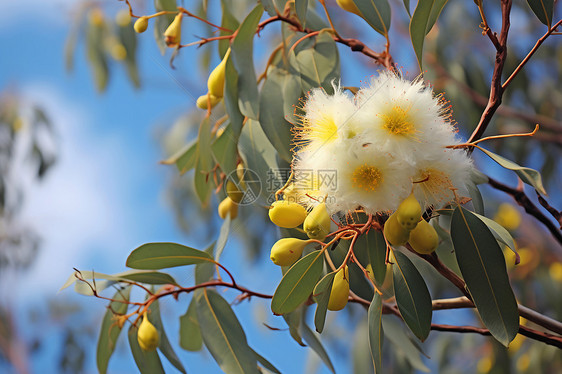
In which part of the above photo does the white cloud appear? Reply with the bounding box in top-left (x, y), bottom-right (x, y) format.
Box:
top-left (10, 84), bottom-right (138, 300)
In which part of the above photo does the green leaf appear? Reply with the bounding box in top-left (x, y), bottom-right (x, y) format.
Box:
top-left (116, 270), bottom-right (178, 286)
top-left (149, 300), bottom-right (186, 374)
top-left (251, 348), bottom-right (281, 374)
top-left (224, 58), bottom-right (244, 136)
top-left (215, 213), bottom-right (231, 262)
top-left (312, 272), bottom-right (336, 333)
top-left (179, 298), bottom-right (203, 351)
top-left (526, 0), bottom-right (554, 27)
top-left (365, 230), bottom-right (387, 287)
top-left (368, 293), bottom-right (384, 374)
top-left (289, 32), bottom-right (340, 94)
top-left (354, 0), bottom-right (392, 36)
top-left (195, 288), bottom-right (260, 374)
top-left (86, 20), bottom-right (109, 92)
top-left (281, 70), bottom-right (303, 125)
top-left (128, 323), bottom-right (165, 374)
top-left (295, 0), bottom-right (308, 28)
top-left (472, 212), bottom-right (517, 257)
top-left (451, 206), bottom-right (519, 346)
top-left (97, 287), bottom-right (131, 374)
top-left (283, 308), bottom-right (305, 346)
top-left (259, 67), bottom-right (294, 162)
top-left (194, 117), bottom-right (213, 204)
top-left (161, 140), bottom-right (198, 174)
top-left (301, 323), bottom-right (336, 373)
top-left (352, 317), bottom-right (374, 373)
top-left (126, 242), bottom-right (213, 270)
top-left (262, 0), bottom-right (278, 17)
top-left (238, 119), bottom-right (280, 204)
top-left (271, 250), bottom-right (324, 315)
top-left (153, 0), bottom-right (177, 54)
top-left (195, 242), bottom-right (216, 284)
top-left (392, 250), bottom-right (432, 341)
top-left (230, 5), bottom-right (264, 120)
top-left (211, 124), bottom-right (238, 178)
top-left (117, 15), bottom-right (140, 88)
top-left (478, 147), bottom-right (547, 195)
top-left (332, 239), bottom-right (374, 300)
top-left (403, 0), bottom-right (411, 17)
top-left (382, 315), bottom-right (430, 372)
top-left (466, 180), bottom-right (485, 215)
top-left (410, 0), bottom-right (448, 70)
top-left (219, 0), bottom-right (240, 57)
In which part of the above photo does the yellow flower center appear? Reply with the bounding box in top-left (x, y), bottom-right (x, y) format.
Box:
top-left (352, 164), bottom-right (383, 192)
top-left (381, 105), bottom-right (416, 137)
top-left (415, 168), bottom-right (453, 203)
top-left (308, 115), bottom-right (338, 144)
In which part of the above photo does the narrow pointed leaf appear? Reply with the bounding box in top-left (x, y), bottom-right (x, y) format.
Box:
top-left (251, 349), bottom-right (281, 374)
top-left (283, 308), bottom-right (305, 346)
top-left (211, 124), bottom-right (238, 179)
top-left (410, 0), bottom-right (448, 70)
top-left (271, 250), bottom-right (324, 315)
top-left (161, 140), bottom-right (198, 175)
top-left (97, 287), bottom-right (131, 374)
top-left (526, 0), bottom-right (554, 27)
top-left (194, 117), bottom-right (213, 204)
top-left (368, 293), bottom-right (384, 374)
top-left (230, 5), bottom-right (263, 120)
top-left (392, 250), bottom-right (432, 341)
top-left (295, 0), bottom-right (308, 28)
top-left (126, 242), bottom-right (213, 270)
top-left (128, 323), bottom-right (165, 374)
top-left (195, 289), bottom-right (260, 374)
top-left (149, 300), bottom-right (186, 374)
top-left (301, 324), bottom-right (335, 373)
top-left (451, 206), bottom-right (519, 346)
top-left (312, 272), bottom-right (336, 333)
top-left (473, 212), bottom-right (518, 260)
top-left (179, 298), bottom-right (203, 351)
top-left (478, 147), bottom-right (547, 195)
top-left (365, 230), bottom-right (387, 287)
top-left (214, 213), bottom-right (231, 262)
top-left (354, 0), bottom-right (392, 36)
top-left (382, 315), bottom-right (430, 372)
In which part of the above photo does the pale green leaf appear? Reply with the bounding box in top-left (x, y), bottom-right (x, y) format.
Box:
top-left (128, 323), bottom-right (165, 374)
top-left (312, 272), bottom-right (335, 333)
top-left (368, 293), bottom-right (384, 374)
top-left (301, 323), bottom-right (335, 373)
top-left (392, 250), bottom-right (432, 341)
top-left (195, 289), bottom-right (260, 374)
top-left (354, 0), bottom-right (392, 36)
top-left (451, 206), bottom-right (519, 346)
top-left (179, 298), bottom-right (203, 351)
top-left (97, 287), bottom-right (131, 374)
top-left (126, 242), bottom-right (213, 270)
top-left (149, 300), bottom-right (186, 373)
top-left (194, 117), bottom-right (213, 204)
top-left (271, 250), bottom-right (324, 315)
top-left (382, 315), bottom-right (430, 372)
top-left (410, 0), bottom-right (449, 70)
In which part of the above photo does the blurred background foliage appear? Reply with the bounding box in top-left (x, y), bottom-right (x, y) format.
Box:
top-left (1, 0), bottom-right (561, 373)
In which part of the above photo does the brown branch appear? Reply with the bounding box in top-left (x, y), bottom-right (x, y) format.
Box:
top-left (487, 176), bottom-right (562, 245)
top-left (503, 19), bottom-right (562, 90)
top-left (257, 15), bottom-right (393, 69)
top-left (536, 191), bottom-right (562, 228)
top-left (468, 0), bottom-right (512, 144)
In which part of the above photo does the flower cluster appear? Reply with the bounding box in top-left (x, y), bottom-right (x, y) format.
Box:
top-left (288, 71), bottom-right (474, 215)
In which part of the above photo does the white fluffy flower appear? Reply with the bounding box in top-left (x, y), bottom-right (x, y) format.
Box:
top-left (293, 84), bottom-right (361, 155)
top-left (354, 71), bottom-right (457, 163)
top-left (412, 148), bottom-right (474, 209)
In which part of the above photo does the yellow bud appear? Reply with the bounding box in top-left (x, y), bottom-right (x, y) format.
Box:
top-left (365, 264), bottom-right (375, 282)
top-left (116, 10), bottom-right (131, 27)
top-left (226, 180), bottom-right (244, 203)
top-left (268, 200), bottom-right (307, 228)
top-left (336, 0), bottom-right (362, 17)
top-left (494, 203), bottom-right (521, 231)
top-left (218, 197), bottom-right (238, 219)
top-left (196, 93), bottom-right (222, 110)
top-left (137, 316), bottom-right (159, 351)
top-left (207, 49), bottom-right (231, 98)
top-left (516, 354), bottom-right (530, 372)
top-left (396, 192), bottom-right (422, 230)
top-left (408, 219), bottom-right (439, 254)
top-left (270, 238), bottom-right (309, 266)
top-left (303, 203), bottom-right (331, 240)
top-left (110, 43), bottom-right (127, 61)
top-left (89, 8), bottom-right (104, 26)
top-left (164, 13), bottom-right (183, 47)
top-left (328, 266), bottom-right (349, 311)
top-left (236, 163), bottom-right (247, 190)
top-left (134, 16), bottom-right (149, 33)
top-left (383, 212), bottom-right (411, 246)
top-left (549, 262), bottom-right (562, 283)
